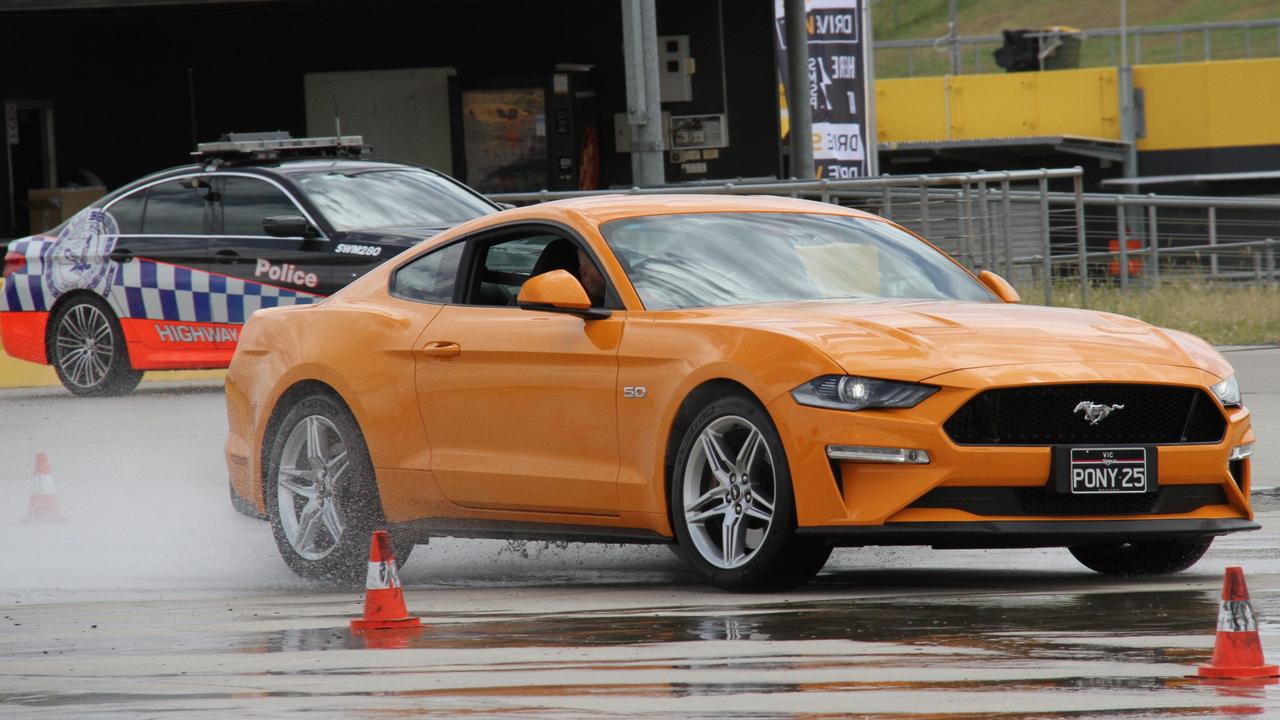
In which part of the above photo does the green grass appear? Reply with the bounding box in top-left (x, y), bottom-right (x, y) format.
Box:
top-left (1020, 281), bottom-right (1280, 345)
top-left (872, 0), bottom-right (1280, 78)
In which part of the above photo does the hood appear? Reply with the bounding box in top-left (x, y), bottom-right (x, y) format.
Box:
top-left (340, 225), bottom-right (452, 246)
top-left (661, 299), bottom-right (1231, 382)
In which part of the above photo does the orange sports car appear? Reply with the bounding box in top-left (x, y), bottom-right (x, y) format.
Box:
top-left (224, 195), bottom-right (1258, 590)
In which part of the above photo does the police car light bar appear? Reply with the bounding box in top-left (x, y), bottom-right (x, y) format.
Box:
top-left (192, 133), bottom-right (369, 161)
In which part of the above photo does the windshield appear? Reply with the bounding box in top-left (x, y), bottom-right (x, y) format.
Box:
top-left (296, 168), bottom-right (495, 230)
top-left (601, 212), bottom-right (994, 310)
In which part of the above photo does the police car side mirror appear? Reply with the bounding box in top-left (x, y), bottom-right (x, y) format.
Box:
top-left (263, 215), bottom-right (317, 239)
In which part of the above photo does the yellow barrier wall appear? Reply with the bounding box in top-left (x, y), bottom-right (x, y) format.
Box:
top-left (1133, 58), bottom-right (1280, 151)
top-left (877, 67), bottom-right (1120, 144)
top-left (876, 57), bottom-right (1280, 152)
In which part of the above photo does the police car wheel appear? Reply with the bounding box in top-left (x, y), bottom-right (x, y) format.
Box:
top-left (265, 393), bottom-right (411, 583)
top-left (1068, 538), bottom-right (1213, 576)
top-left (47, 295), bottom-right (143, 397)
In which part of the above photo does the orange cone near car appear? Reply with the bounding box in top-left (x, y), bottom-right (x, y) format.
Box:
top-left (350, 530), bottom-right (421, 632)
top-left (22, 453), bottom-right (65, 524)
top-left (1199, 566), bottom-right (1279, 680)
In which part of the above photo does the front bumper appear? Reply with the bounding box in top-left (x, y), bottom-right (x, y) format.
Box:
top-left (769, 362), bottom-right (1256, 529)
top-left (799, 517), bottom-right (1261, 548)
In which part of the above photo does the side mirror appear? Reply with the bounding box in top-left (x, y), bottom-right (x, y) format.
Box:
top-left (263, 215), bottom-right (317, 239)
top-left (978, 270), bottom-right (1021, 303)
top-left (517, 269), bottom-right (611, 320)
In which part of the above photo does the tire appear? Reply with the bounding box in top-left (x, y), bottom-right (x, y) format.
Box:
top-left (47, 295), bottom-right (143, 396)
top-left (264, 392), bottom-right (413, 583)
top-left (670, 393), bottom-right (831, 591)
top-left (1068, 537), bottom-right (1213, 576)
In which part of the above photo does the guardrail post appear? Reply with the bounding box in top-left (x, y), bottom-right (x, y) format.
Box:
top-left (820, 178), bottom-right (831, 205)
top-left (1203, 28), bottom-right (1211, 60)
top-left (961, 177), bottom-right (974, 269)
top-left (976, 180), bottom-right (991, 270)
top-left (1254, 251), bottom-right (1264, 284)
top-left (1208, 206), bottom-right (1219, 278)
top-left (919, 180), bottom-right (932, 239)
top-left (1115, 198), bottom-right (1128, 292)
top-left (1039, 175), bottom-right (1052, 305)
top-left (1147, 198), bottom-right (1160, 287)
top-left (881, 180), bottom-right (892, 220)
top-left (1267, 241), bottom-right (1277, 287)
top-left (1001, 175), bottom-right (1013, 279)
top-left (1074, 173), bottom-right (1088, 306)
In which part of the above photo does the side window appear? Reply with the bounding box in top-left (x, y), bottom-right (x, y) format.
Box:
top-left (220, 177), bottom-right (302, 236)
top-left (105, 191), bottom-right (145, 234)
top-left (467, 234), bottom-right (561, 307)
top-left (393, 242), bottom-right (464, 304)
top-left (143, 179), bottom-right (209, 235)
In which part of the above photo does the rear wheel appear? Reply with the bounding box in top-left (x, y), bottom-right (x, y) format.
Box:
top-left (265, 393), bottom-right (412, 583)
top-left (670, 394), bottom-right (831, 591)
top-left (1068, 538), bottom-right (1213, 576)
top-left (47, 295), bottom-right (142, 396)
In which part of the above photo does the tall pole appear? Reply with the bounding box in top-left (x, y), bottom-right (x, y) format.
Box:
top-left (1118, 0), bottom-right (1137, 180)
top-left (785, 0), bottom-right (813, 178)
top-left (862, 0), bottom-right (878, 176)
top-left (948, 0), bottom-right (960, 76)
top-left (621, 0), bottom-right (665, 186)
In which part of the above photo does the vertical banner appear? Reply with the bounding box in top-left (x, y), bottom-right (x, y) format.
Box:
top-left (773, 0), bottom-right (871, 179)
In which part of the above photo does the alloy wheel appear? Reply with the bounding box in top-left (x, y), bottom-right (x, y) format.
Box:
top-left (276, 414), bottom-right (352, 561)
top-left (681, 415), bottom-right (777, 569)
top-left (54, 302), bottom-right (115, 389)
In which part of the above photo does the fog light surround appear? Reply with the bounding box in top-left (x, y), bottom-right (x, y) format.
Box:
top-left (1229, 443), bottom-right (1254, 461)
top-left (827, 445), bottom-right (931, 464)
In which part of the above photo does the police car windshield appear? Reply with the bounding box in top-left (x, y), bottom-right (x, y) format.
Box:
top-left (296, 168), bottom-right (495, 231)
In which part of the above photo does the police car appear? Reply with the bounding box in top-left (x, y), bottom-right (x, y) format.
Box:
top-left (0, 133), bottom-right (498, 395)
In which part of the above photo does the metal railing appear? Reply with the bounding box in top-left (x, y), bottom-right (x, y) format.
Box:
top-left (491, 168), bottom-right (1280, 310)
top-left (875, 18), bottom-right (1280, 77)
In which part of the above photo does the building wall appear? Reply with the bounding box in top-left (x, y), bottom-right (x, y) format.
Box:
top-left (0, 0), bottom-right (781, 235)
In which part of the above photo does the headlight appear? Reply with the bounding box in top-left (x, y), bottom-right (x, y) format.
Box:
top-left (1211, 374), bottom-right (1241, 407)
top-left (791, 375), bottom-right (937, 411)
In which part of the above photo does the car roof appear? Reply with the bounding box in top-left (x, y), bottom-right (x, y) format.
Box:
top-left (511, 193), bottom-right (880, 225)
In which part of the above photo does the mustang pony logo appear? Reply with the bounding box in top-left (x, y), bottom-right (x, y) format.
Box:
top-left (1074, 401), bottom-right (1125, 425)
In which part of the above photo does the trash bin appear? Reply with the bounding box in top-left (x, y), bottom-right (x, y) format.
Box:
top-left (993, 26), bottom-right (1083, 72)
top-left (1040, 26), bottom-right (1083, 70)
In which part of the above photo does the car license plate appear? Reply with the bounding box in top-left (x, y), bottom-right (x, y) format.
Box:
top-left (1052, 446), bottom-right (1158, 494)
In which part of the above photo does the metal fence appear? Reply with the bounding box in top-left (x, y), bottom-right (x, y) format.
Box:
top-left (489, 168), bottom-right (1280, 309)
top-left (876, 18), bottom-right (1280, 77)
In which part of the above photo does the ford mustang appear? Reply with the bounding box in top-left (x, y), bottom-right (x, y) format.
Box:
top-left (224, 195), bottom-right (1258, 590)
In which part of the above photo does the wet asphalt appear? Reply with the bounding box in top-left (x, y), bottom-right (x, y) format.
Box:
top-left (0, 347), bottom-right (1277, 717)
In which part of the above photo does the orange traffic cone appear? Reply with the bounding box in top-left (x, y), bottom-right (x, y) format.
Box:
top-left (1199, 566), bottom-right (1279, 680)
top-left (21, 453), bottom-right (65, 524)
top-left (350, 530), bottom-right (421, 632)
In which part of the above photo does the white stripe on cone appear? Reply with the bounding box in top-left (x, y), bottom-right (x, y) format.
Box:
top-left (1218, 599), bottom-right (1259, 633)
top-left (365, 560), bottom-right (401, 591)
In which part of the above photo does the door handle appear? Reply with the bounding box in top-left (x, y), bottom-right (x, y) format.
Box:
top-left (108, 248), bottom-right (133, 263)
top-left (419, 341), bottom-right (461, 358)
top-left (214, 249), bottom-right (239, 264)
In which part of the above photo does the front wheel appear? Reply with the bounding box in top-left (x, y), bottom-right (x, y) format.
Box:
top-left (1068, 538), bottom-right (1213, 576)
top-left (265, 393), bottom-right (412, 583)
top-left (670, 394), bottom-right (831, 591)
top-left (47, 295), bottom-right (142, 396)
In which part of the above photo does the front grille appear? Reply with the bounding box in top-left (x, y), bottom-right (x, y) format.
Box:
top-left (909, 484), bottom-right (1227, 517)
top-left (944, 384), bottom-right (1226, 445)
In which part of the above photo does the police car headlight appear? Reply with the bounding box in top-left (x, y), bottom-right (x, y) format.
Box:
top-left (1211, 375), bottom-right (1241, 408)
top-left (792, 375), bottom-right (937, 412)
